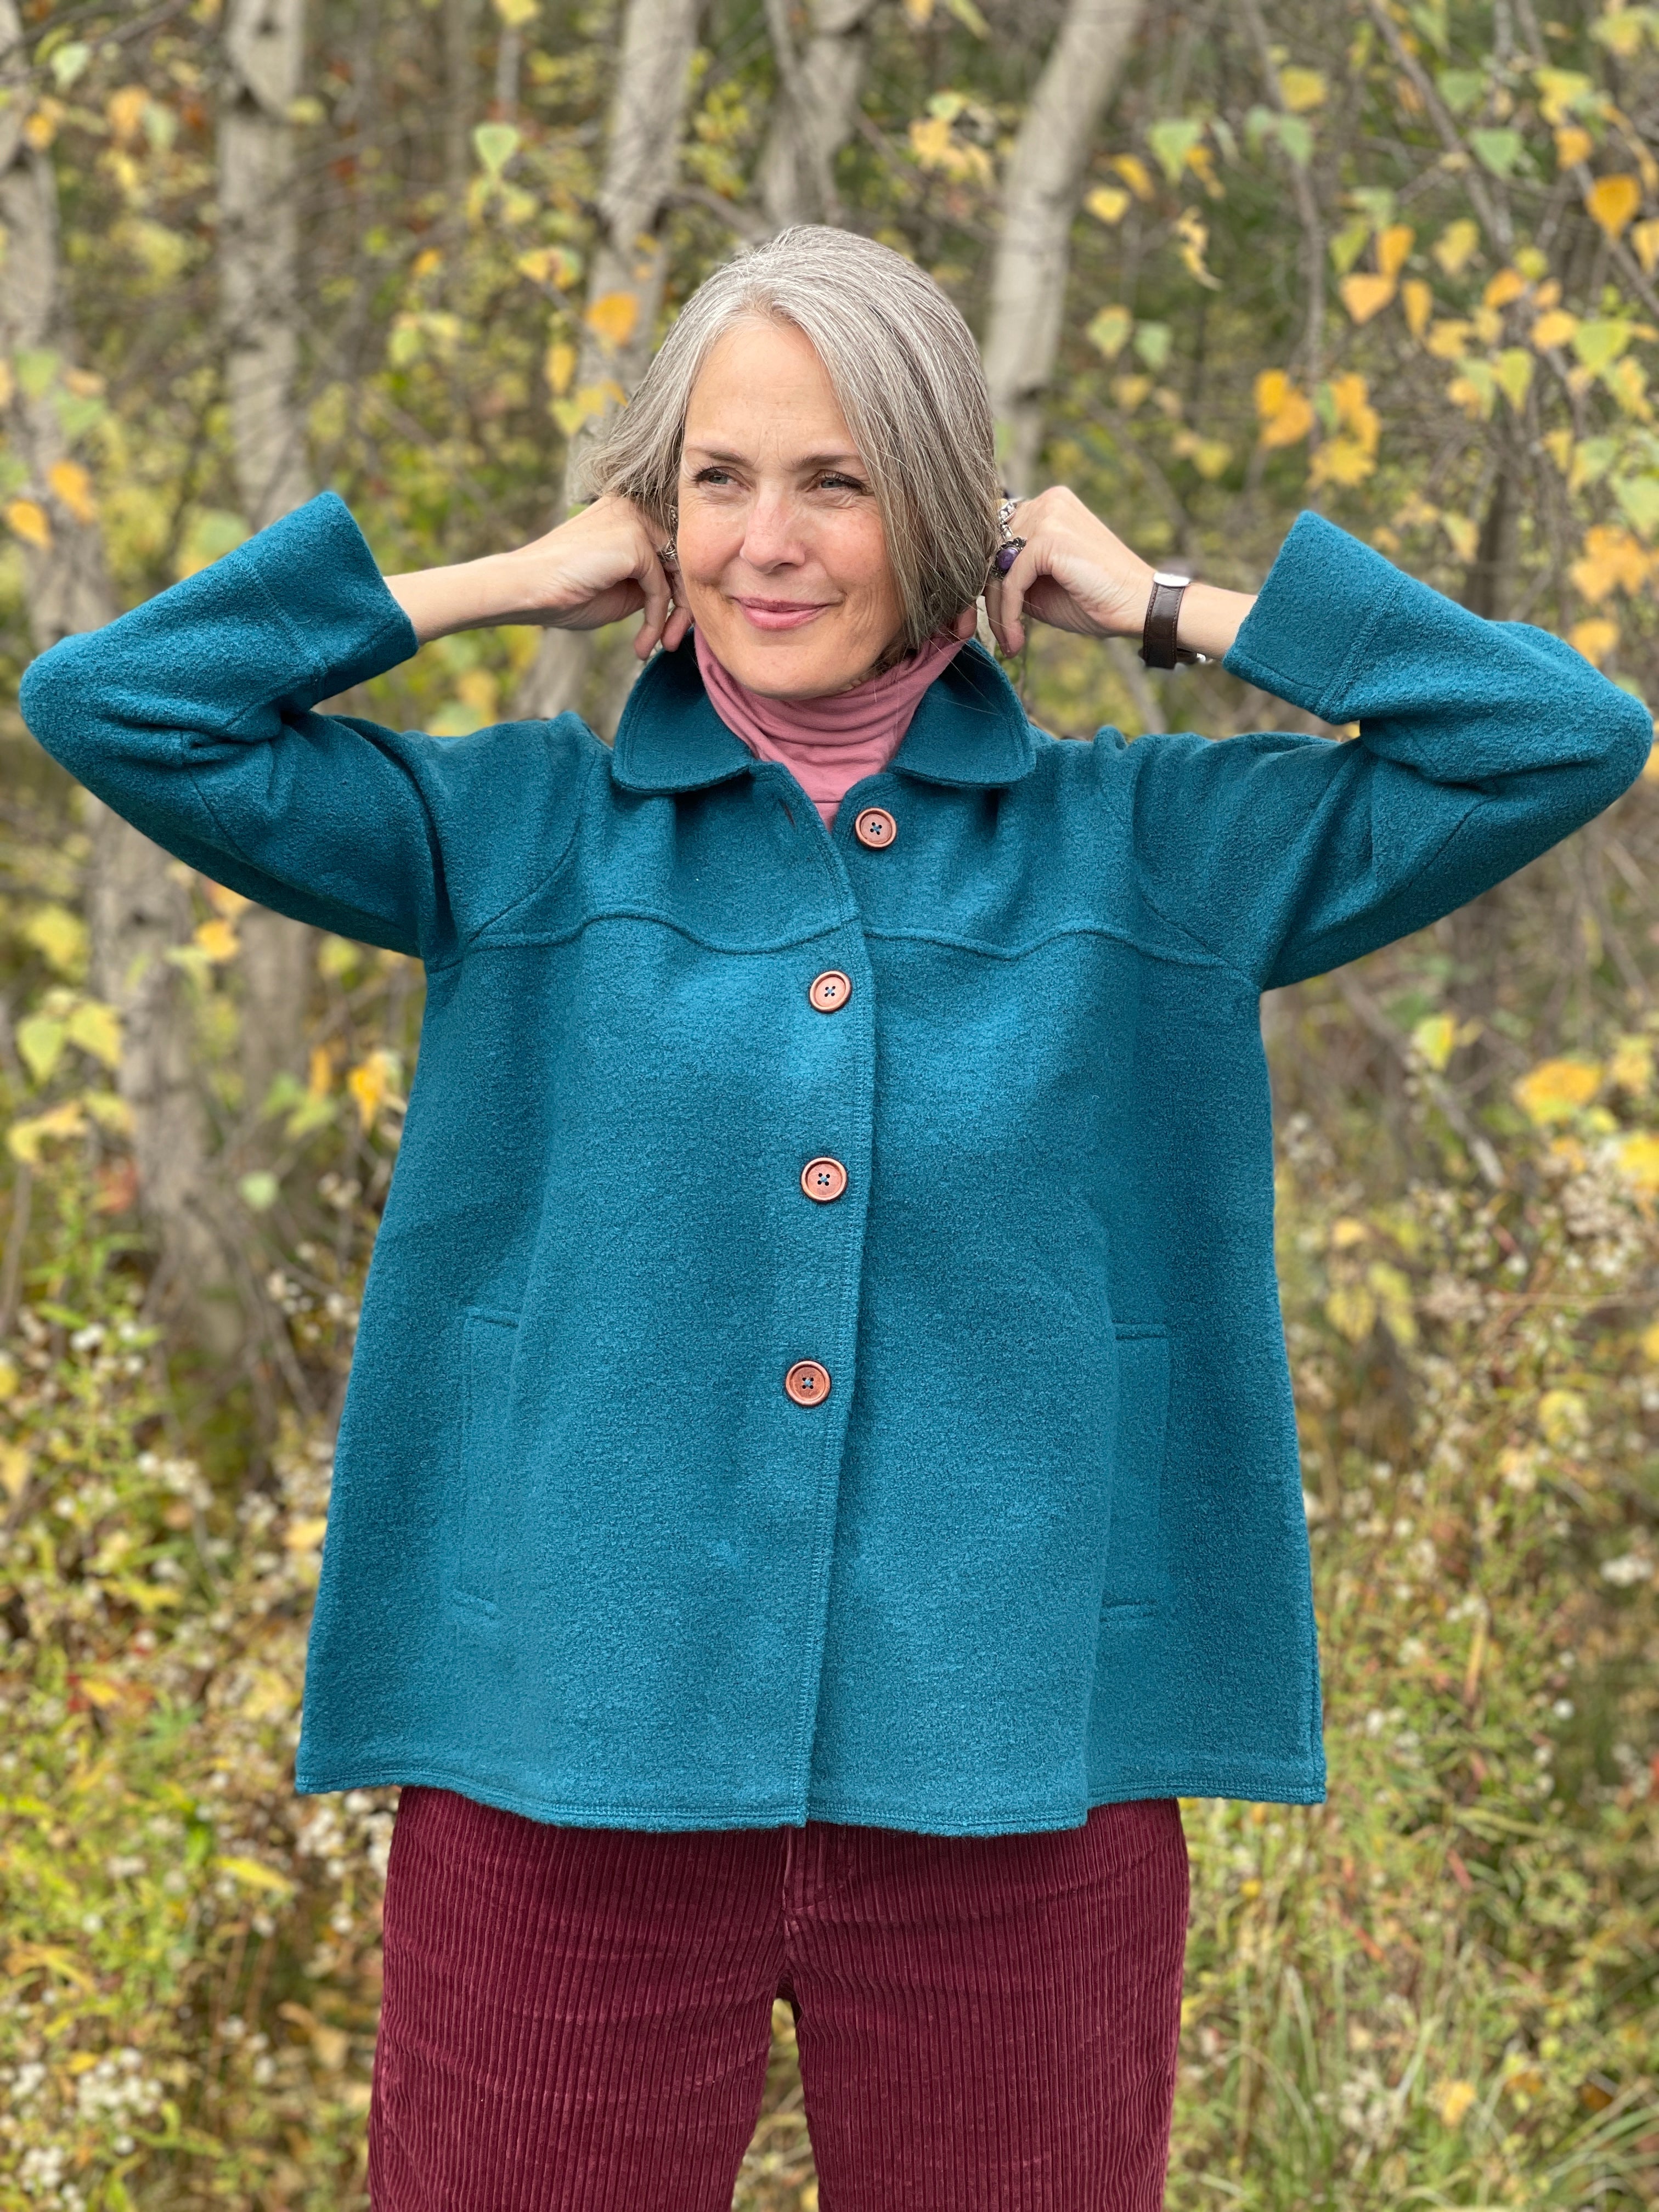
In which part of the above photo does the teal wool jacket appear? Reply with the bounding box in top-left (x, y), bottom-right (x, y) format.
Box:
top-left (20, 495), bottom-right (1650, 1835)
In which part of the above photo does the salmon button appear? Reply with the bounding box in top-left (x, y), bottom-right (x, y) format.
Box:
top-left (801, 1156), bottom-right (848, 1203)
top-left (854, 806), bottom-right (897, 850)
top-left (808, 969), bottom-right (851, 1013)
top-left (785, 1359), bottom-right (832, 1407)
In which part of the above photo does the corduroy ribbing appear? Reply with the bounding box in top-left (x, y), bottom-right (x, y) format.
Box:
top-left (368, 1788), bottom-right (1188, 2211)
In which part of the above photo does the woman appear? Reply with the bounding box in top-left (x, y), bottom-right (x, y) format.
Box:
top-left (22, 227), bottom-right (1647, 2209)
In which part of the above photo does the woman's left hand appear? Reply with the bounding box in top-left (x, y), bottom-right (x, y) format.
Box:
top-left (984, 487), bottom-right (1255, 663)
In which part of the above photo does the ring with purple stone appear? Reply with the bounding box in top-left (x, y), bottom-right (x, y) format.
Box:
top-left (993, 538), bottom-right (1025, 575)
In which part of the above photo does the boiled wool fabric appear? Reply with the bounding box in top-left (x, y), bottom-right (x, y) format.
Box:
top-left (19, 494), bottom-right (1650, 1836)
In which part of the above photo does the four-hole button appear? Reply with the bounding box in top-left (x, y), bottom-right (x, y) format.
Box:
top-left (854, 806), bottom-right (896, 850)
top-left (785, 1359), bottom-right (832, 1407)
top-left (802, 1156), bottom-right (848, 1204)
top-left (808, 969), bottom-right (851, 1013)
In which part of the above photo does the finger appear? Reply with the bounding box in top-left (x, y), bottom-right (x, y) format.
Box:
top-left (991, 545), bottom-right (1035, 657)
top-left (634, 555), bottom-right (674, 659)
top-left (663, 597), bottom-right (692, 652)
top-left (949, 603), bottom-right (978, 642)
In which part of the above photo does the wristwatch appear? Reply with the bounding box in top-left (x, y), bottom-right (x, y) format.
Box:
top-left (1139, 571), bottom-right (1209, 669)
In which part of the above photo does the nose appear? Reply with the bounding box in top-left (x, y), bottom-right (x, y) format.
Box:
top-left (739, 487), bottom-right (808, 572)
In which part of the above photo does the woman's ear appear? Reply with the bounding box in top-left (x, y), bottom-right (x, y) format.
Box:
top-left (949, 604), bottom-right (978, 641)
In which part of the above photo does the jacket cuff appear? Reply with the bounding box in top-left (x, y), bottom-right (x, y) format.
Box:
top-left (1223, 510), bottom-right (1407, 723)
top-left (243, 490), bottom-right (420, 699)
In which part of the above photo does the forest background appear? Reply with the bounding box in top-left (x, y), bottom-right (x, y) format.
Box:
top-left (0, 0), bottom-right (1656, 2206)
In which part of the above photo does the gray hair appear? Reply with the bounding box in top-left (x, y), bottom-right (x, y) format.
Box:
top-left (583, 226), bottom-right (1001, 652)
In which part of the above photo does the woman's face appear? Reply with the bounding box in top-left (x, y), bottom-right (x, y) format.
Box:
top-left (673, 317), bottom-right (905, 698)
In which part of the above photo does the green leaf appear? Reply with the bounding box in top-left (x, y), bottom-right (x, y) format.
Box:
top-left (1436, 68), bottom-right (1486, 115)
top-left (1271, 114), bottom-right (1313, 167)
top-left (942, 0), bottom-right (988, 32)
top-left (16, 1017), bottom-right (66, 1086)
top-left (1132, 320), bottom-right (1172, 371)
top-left (472, 122), bottom-right (521, 177)
top-left (237, 1171), bottom-right (280, 1213)
top-left (1147, 118), bottom-right (1203, 185)
top-left (1613, 473), bottom-right (1659, 538)
top-left (1328, 217), bottom-right (1372, 277)
top-left (49, 40), bottom-right (89, 89)
top-left (13, 348), bottom-right (59, 400)
top-left (1470, 128), bottom-right (1525, 178)
top-left (1572, 319), bottom-right (1633, 373)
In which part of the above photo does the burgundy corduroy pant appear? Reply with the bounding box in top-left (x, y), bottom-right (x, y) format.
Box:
top-left (369, 1786), bottom-right (1188, 2211)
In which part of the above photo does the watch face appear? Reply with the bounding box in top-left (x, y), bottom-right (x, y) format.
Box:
top-left (1152, 570), bottom-right (1191, 588)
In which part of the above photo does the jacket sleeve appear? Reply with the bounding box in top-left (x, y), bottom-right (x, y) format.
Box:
top-left (18, 491), bottom-right (589, 965)
top-left (1116, 511), bottom-right (1653, 991)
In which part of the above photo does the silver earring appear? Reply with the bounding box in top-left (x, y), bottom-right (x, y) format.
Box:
top-left (658, 541), bottom-right (678, 567)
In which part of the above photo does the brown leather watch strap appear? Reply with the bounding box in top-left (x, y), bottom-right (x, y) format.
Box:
top-left (1139, 570), bottom-right (1199, 669)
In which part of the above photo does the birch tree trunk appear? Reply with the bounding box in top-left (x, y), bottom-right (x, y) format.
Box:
top-left (513, 0), bottom-right (703, 720)
top-left (757, 0), bottom-right (879, 231)
top-left (0, 0), bottom-right (239, 1350)
top-left (220, 0), bottom-right (317, 1119)
top-left (981, 0), bottom-right (1146, 495)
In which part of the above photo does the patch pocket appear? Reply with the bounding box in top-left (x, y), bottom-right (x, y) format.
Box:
top-left (454, 1307), bottom-right (519, 1618)
top-left (1101, 1323), bottom-right (1170, 1616)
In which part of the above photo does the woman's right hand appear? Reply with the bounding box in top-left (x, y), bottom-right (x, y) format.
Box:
top-left (384, 494), bottom-right (690, 658)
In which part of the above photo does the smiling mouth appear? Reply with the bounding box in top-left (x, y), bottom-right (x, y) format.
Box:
top-left (733, 598), bottom-right (832, 632)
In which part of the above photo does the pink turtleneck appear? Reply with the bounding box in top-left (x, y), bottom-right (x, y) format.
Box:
top-left (695, 627), bottom-right (964, 825)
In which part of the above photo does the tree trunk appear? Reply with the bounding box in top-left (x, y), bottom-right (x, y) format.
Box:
top-left (981, 0), bottom-right (1146, 495)
top-left (221, 0), bottom-right (318, 1114)
top-left (514, 0), bottom-right (704, 720)
top-left (0, 0), bottom-right (239, 1351)
top-left (757, 0), bottom-right (879, 232)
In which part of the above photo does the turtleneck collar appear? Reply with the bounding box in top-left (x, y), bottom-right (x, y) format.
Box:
top-left (692, 626), bottom-right (967, 824)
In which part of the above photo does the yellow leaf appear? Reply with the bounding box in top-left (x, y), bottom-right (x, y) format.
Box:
top-left (1513, 1056), bottom-right (1602, 1124)
top-left (1609, 1033), bottom-right (1653, 1094)
top-left (544, 340), bottom-right (575, 396)
top-left (64, 998), bottom-right (121, 1069)
top-left (202, 879), bottom-right (251, 919)
top-left (307, 1043), bottom-right (335, 1097)
top-left (46, 459), bottom-right (97, 526)
top-left (492, 0), bottom-right (538, 22)
top-left (1568, 616), bottom-right (1619, 665)
top-left (7, 1098), bottom-right (88, 1165)
top-left (1172, 208), bottom-right (1221, 290)
top-left (0, 1443), bottom-right (30, 1501)
top-left (1441, 511), bottom-right (1479, 562)
top-left (1571, 522), bottom-right (1650, 602)
top-left (1531, 307), bottom-right (1579, 350)
top-left (82, 1090), bottom-right (132, 1135)
top-left (1329, 1217), bottom-right (1368, 1249)
top-left (23, 107), bottom-right (58, 152)
top-left (22, 902), bottom-right (88, 977)
top-left (1432, 218), bottom-right (1481, 276)
top-left (1555, 124), bottom-right (1593, 168)
top-left (584, 290), bottom-right (640, 349)
top-left (284, 1515), bottom-right (329, 1551)
top-left (1641, 1318), bottom-right (1659, 1361)
top-left (1633, 216), bottom-right (1659, 275)
top-left (106, 84), bottom-right (149, 141)
top-left (1616, 1130), bottom-right (1659, 1193)
top-left (1437, 2079), bottom-right (1479, 2128)
top-left (5, 498), bottom-right (51, 551)
top-left (1255, 369), bottom-right (1314, 449)
top-left (192, 917), bottom-right (240, 962)
top-left (1277, 66), bottom-right (1327, 112)
top-left (1376, 223), bottom-right (1414, 278)
top-left (347, 1049), bottom-right (399, 1131)
top-left (1109, 153), bottom-right (1154, 200)
top-left (1327, 371), bottom-right (1378, 446)
top-left (1339, 273), bottom-right (1396, 324)
top-left (1424, 318), bottom-right (1474, 360)
top-left (1325, 1283), bottom-right (1376, 1343)
top-left (1402, 278), bottom-right (1433, 338)
top-left (1085, 185), bottom-right (1131, 225)
top-left (902, 0), bottom-right (932, 20)
top-left (1412, 1013), bottom-right (1458, 1070)
top-left (1087, 305), bottom-right (1133, 360)
top-left (1481, 267), bottom-right (1525, 310)
top-left (215, 1854), bottom-right (297, 1899)
top-left (1587, 173), bottom-right (1641, 239)
top-left (0, 1354), bottom-right (18, 1402)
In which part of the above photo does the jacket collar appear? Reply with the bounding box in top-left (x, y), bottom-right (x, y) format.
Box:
top-left (609, 633), bottom-right (1035, 796)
